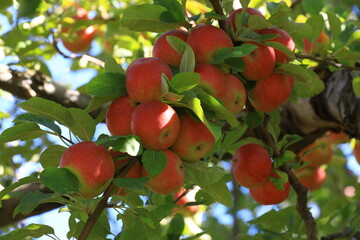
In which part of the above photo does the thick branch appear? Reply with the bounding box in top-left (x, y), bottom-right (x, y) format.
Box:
top-left (209, 0), bottom-right (227, 31)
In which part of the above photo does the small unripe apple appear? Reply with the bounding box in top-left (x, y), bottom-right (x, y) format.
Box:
top-left (187, 24), bottom-right (233, 63)
top-left (142, 149), bottom-right (185, 195)
top-left (106, 96), bottom-right (137, 136)
top-left (240, 42), bottom-right (276, 81)
top-left (59, 141), bottom-right (115, 198)
top-left (257, 28), bottom-right (295, 63)
top-left (173, 187), bottom-right (200, 216)
top-left (222, 73), bottom-right (246, 114)
top-left (228, 7), bottom-right (265, 31)
top-left (249, 172), bottom-right (290, 205)
top-left (171, 113), bottom-right (215, 161)
top-left (131, 100), bottom-right (180, 150)
top-left (296, 166), bottom-right (326, 191)
top-left (152, 29), bottom-right (188, 67)
top-left (232, 143), bottom-right (273, 189)
top-left (126, 57), bottom-right (173, 103)
top-left (248, 72), bottom-right (293, 113)
top-left (298, 137), bottom-right (333, 168)
top-left (194, 63), bottom-right (227, 99)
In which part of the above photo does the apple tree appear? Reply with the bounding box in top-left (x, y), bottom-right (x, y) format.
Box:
top-left (0, 0), bottom-right (360, 239)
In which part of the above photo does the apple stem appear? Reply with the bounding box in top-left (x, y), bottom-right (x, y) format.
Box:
top-left (77, 157), bottom-right (138, 240)
top-left (208, 0), bottom-right (227, 31)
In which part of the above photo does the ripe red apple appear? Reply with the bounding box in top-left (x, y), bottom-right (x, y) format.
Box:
top-left (61, 7), bottom-right (95, 53)
top-left (113, 156), bottom-right (142, 196)
top-left (171, 113), bottom-right (215, 161)
top-left (187, 24), bottom-right (233, 63)
top-left (173, 187), bottom-right (200, 216)
top-left (249, 172), bottom-right (290, 205)
top-left (142, 149), bottom-right (185, 195)
top-left (152, 29), bottom-right (188, 67)
top-left (126, 57), bottom-right (173, 103)
top-left (222, 73), bottom-right (247, 114)
top-left (194, 63), bottom-right (227, 99)
top-left (228, 7), bottom-right (265, 31)
top-left (257, 28), bottom-right (295, 63)
top-left (296, 166), bottom-right (326, 191)
top-left (303, 30), bottom-right (330, 54)
top-left (106, 95), bottom-right (137, 136)
top-left (59, 141), bottom-right (115, 198)
top-left (232, 143), bottom-right (273, 189)
top-left (131, 100), bottom-right (180, 150)
top-left (248, 72), bottom-right (293, 113)
top-left (298, 137), bottom-right (333, 168)
top-left (325, 131), bottom-right (350, 145)
top-left (240, 42), bottom-right (276, 81)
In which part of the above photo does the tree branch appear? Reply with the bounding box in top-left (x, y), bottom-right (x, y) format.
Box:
top-left (208, 0), bottom-right (227, 31)
top-left (295, 53), bottom-right (360, 71)
top-left (321, 229), bottom-right (360, 240)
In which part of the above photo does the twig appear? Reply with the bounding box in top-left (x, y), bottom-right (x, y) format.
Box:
top-left (173, 184), bottom-right (195, 204)
top-left (208, 0), bottom-right (227, 31)
top-left (295, 53), bottom-right (360, 71)
top-left (321, 229), bottom-right (360, 240)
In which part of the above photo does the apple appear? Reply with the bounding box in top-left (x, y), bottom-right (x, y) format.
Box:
top-left (298, 137), bottom-right (333, 168)
top-left (126, 57), bottom-right (173, 103)
top-left (240, 42), bottom-right (276, 81)
top-left (171, 113), bottom-right (215, 161)
top-left (59, 141), bottom-right (115, 198)
top-left (248, 72), bottom-right (293, 112)
top-left (131, 100), bottom-right (180, 150)
top-left (296, 166), bottom-right (326, 191)
top-left (222, 73), bottom-right (246, 114)
top-left (142, 149), bottom-right (185, 195)
top-left (228, 7), bottom-right (265, 31)
top-left (325, 130), bottom-right (350, 145)
top-left (232, 143), bottom-right (272, 189)
top-left (249, 171), bottom-right (290, 205)
top-left (106, 96), bottom-right (137, 136)
top-left (173, 187), bottom-right (200, 216)
top-left (61, 7), bottom-right (95, 53)
top-left (194, 63), bottom-right (227, 99)
top-left (152, 29), bottom-right (188, 67)
top-left (257, 28), bottom-right (295, 63)
top-left (187, 24), bottom-right (233, 63)
top-left (353, 140), bottom-right (360, 165)
top-left (303, 30), bottom-right (330, 54)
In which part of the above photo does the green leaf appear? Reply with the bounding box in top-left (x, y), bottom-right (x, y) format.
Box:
top-left (170, 72), bottom-right (200, 93)
top-left (276, 134), bottom-right (302, 151)
top-left (0, 111), bottom-right (10, 119)
top-left (244, 110), bottom-right (264, 127)
top-left (85, 95), bottom-right (118, 113)
top-left (0, 176), bottom-right (40, 208)
top-left (306, 15), bottom-right (325, 43)
top-left (212, 44), bottom-right (258, 65)
top-left (121, 4), bottom-right (183, 33)
top-left (14, 191), bottom-right (53, 216)
top-left (222, 124), bottom-right (248, 149)
top-left (267, 110), bottom-right (281, 142)
top-left (17, 0), bottom-right (41, 19)
top-left (301, 0), bottom-right (324, 15)
top-left (39, 168), bottom-right (79, 195)
top-left (277, 64), bottom-right (311, 82)
top-left (39, 145), bottom-right (67, 169)
top-left (294, 69), bottom-right (325, 97)
top-left (141, 150), bottom-right (168, 177)
top-left (0, 223), bottom-right (55, 240)
top-left (183, 161), bottom-right (226, 186)
top-left (0, 122), bottom-right (46, 143)
top-left (166, 214), bottom-right (185, 239)
top-left (326, 11), bottom-right (341, 41)
top-left (263, 41), bottom-right (295, 60)
top-left (113, 177), bottom-right (150, 191)
top-left (67, 108), bottom-right (96, 141)
top-left (113, 135), bottom-right (143, 156)
top-left (105, 56), bottom-right (126, 74)
top-left (166, 35), bottom-right (187, 55)
top-left (201, 178), bottom-right (232, 208)
top-left (273, 150), bottom-right (296, 168)
top-left (86, 72), bottom-right (126, 97)
top-left (14, 113), bottom-right (62, 135)
top-left (180, 44), bottom-right (196, 73)
top-left (154, 0), bottom-right (187, 22)
top-left (353, 76), bottom-right (360, 97)
top-left (248, 15), bottom-right (272, 30)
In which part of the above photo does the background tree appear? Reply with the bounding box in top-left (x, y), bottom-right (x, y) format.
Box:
top-left (0, 0), bottom-right (360, 239)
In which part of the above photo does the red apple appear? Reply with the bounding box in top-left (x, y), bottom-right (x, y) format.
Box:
top-left (296, 166), bottom-right (326, 191)
top-left (248, 72), bottom-right (292, 113)
top-left (325, 131), bottom-right (350, 145)
top-left (171, 113), bottom-right (215, 161)
top-left (228, 7), bottom-right (265, 32)
top-left (152, 29), bottom-right (189, 67)
top-left (131, 100), bottom-right (180, 150)
top-left (173, 187), bottom-right (200, 216)
top-left (142, 149), bottom-right (185, 195)
top-left (303, 30), bottom-right (330, 54)
top-left (113, 156), bottom-right (142, 196)
top-left (232, 143), bottom-right (273, 189)
top-left (353, 140), bottom-right (360, 165)
top-left (59, 141), bottom-right (115, 198)
top-left (222, 73), bottom-right (246, 114)
top-left (298, 137), bottom-right (333, 168)
top-left (249, 171), bottom-right (290, 205)
top-left (106, 96), bottom-right (137, 136)
top-left (257, 28), bottom-right (295, 63)
top-left (194, 63), bottom-right (227, 99)
top-left (240, 42), bottom-right (276, 81)
top-left (187, 24), bottom-right (233, 63)
top-left (126, 57), bottom-right (173, 103)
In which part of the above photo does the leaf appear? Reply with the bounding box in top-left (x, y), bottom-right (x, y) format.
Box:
top-left (179, 44), bottom-right (196, 73)
top-left (105, 56), bottom-right (126, 74)
top-left (353, 76), bottom-right (360, 97)
top-left (248, 15), bottom-right (272, 30)
top-left (170, 72), bottom-right (200, 93)
top-left (14, 191), bottom-right (53, 216)
top-left (166, 214), bottom-right (185, 239)
top-left (67, 108), bottom-right (96, 141)
top-left (301, 0), bottom-right (324, 15)
top-left (277, 64), bottom-right (311, 82)
top-left (113, 177), bottom-right (150, 191)
top-left (39, 145), bottom-right (67, 169)
top-left (14, 113), bottom-right (62, 135)
top-left (113, 135), bottom-right (143, 156)
top-left (222, 124), bottom-right (248, 149)
top-left (306, 15), bottom-right (325, 43)
top-left (263, 41), bottom-right (295, 60)
top-left (212, 44), bottom-right (258, 65)
top-left (85, 95), bottom-right (118, 113)
top-left (166, 35), bottom-right (187, 55)
top-left (244, 110), bottom-right (264, 127)
top-left (86, 72), bottom-right (126, 97)
top-left (183, 161), bottom-right (226, 186)
top-left (0, 224), bottom-right (55, 240)
top-left (39, 168), bottom-right (79, 195)
top-left (276, 134), bottom-right (302, 151)
top-left (141, 150), bottom-right (168, 177)
top-left (0, 122), bottom-right (46, 143)
top-left (267, 110), bottom-right (281, 142)
top-left (326, 11), bottom-right (341, 40)
top-left (17, 0), bottom-right (41, 19)
top-left (154, 0), bottom-right (187, 22)
top-left (273, 150), bottom-right (296, 168)
top-left (201, 178), bottom-right (233, 208)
